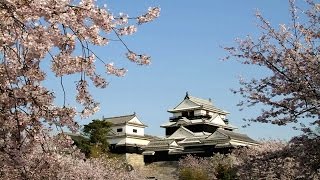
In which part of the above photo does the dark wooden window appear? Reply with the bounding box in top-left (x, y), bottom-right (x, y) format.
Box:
top-left (189, 111), bottom-right (194, 117)
top-left (117, 128), bottom-right (122, 132)
top-left (166, 127), bottom-right (178, 136)
top-left (133, 129), bottom-right (137, 133)
top-left (182, 111), bottom-right (188, 117)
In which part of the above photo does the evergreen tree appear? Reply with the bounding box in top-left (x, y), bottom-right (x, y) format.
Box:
top-left (83, 120), bottom-right (112, 154)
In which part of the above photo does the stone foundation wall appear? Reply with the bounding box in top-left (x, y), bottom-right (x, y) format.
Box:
top-left (125, 153), bottom-right (145, 168)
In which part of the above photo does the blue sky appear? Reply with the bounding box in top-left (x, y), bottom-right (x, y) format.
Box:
top-left (47, 0), bottom-right (308, 140)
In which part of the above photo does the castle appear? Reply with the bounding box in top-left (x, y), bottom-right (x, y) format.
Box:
top-left (103, 93), bottom-right (258, 162)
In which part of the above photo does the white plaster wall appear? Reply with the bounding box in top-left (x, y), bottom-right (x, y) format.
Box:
top-left (108, 137), bottom-right (149, 145)
top-left (125, 137), bottom-right (150, 145)
top-left (169, 127), bottom-right (193, 139)
top-left (108, 137), bottom-right (125, 145)
top-left (170, 141), bottom-right (179, 147)
top-left (108, 136), bottom-right (149, 146)
top-left (230, 140), bottom-right (252, 146)
top-left (211, 115), bottom-right (226, 126)
top-left (194, 110), bottom-right (216, 116)
top-left (110, 125), bottom-right (126, 134)
top-left (194, 110), bottom-right (206, 116)
top-left (125, 125), bottom-right (144, 136)
top-left (128, 116), bottom-right (143, 125)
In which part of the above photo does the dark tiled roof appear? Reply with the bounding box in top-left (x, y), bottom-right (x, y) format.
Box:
top-left (103, 114), bottom-right (136, 125)
top-left (168, 93), bottom-right (229, 114)
top-left (144, 134), bottom-right (163, 140)
top-left (161, 117), bottom-right (236, 130)
top-left (188, 95), bottom-right (229, 114)
top-left (188, 96), bottom-right (212, 106)
top-left (146, 139), bottom-right (176, 147)
top-left (217, 129), bottom-right (258, 144)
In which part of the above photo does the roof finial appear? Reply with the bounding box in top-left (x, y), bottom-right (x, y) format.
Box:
top-left (209, 98), bottom-right (212, 102)
top-left (185, 91), bottom-right (189, 99)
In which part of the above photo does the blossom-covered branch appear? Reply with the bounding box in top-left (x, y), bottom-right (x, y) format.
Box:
top-left (0, 0), bottom-right (159, 178)
top-left (225, 0), bottom-right (320, 131)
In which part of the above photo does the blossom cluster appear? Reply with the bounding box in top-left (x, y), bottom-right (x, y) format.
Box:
top-left (0, 133), bottom-right (139, 180)
top-left (118, 25), bottom-right (137, 36)
top-left (178, 136), bottom-right (320, 180)
top-left (225, 0), bottom-right (320, 129)
top-left (126, 52), bottom-right (151, 65)
top-left (179, 155), bottom-right (217, 179)
top-left (178, 153), bottom-right (237, 180)
top-left (138, 7), bottom-right (161, 24)
top-left (76, 80), bottom-right (100, 118)
top-left (106, 63), bottom-right (128, 77)
top-left (0, 0), bottom-right (159, 178)
top-left (233, 136), bottom-right (320, 179)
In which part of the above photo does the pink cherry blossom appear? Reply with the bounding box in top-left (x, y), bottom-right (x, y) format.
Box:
top-left (138, 7), bottom-right (161, 24)
top-left (106, 62), bottom-right (128, 77)
top-left (0, 0), bottom-right (159, 178)
top-left (225, 0), bottom-right (320, 131)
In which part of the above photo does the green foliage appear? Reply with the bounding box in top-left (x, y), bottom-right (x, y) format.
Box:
top-left (211, 153), bottom-right (237, 180)
top-left (178, 154), bottom-right (237, 180)
top-left (83, 119), bottom-right (112, 153)
top-left (179, 167), bottom-right (209, 180)
top-left (178, 155), bottom-right (214, 180)
top-left (105, 152), bottom-right (126, 160)
top-left (69, 134), bottom-right (91, 156)
top-left (70, 119), bottom-right (112, 157)
top-left (89, 145), bottom-right (105, 158)
top-left (215, 164), bottom-right (237, 180)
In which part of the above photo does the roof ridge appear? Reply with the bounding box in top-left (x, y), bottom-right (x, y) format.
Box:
top-left (218, 128), bottom-right (250, 138)
top-left (170, 97), bottom-right (200, 111)
top-left (185, 92), bottom-right (211, 104)
top-left (103, 113), bottom-right (136, 120)
top-left (215, 128), bottom-right (229, 137)
top-left (180, 126), bottom-right (195, 135)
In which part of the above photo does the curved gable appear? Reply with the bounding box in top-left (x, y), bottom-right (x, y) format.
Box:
top-left (168, 126), bottom-right (194, 139)
top-left (206, 129), bottom-right (229, 140)
top-left (168, 99), bottom-right (200, 112)
top-left (209, 115), bottom-right (226, 126)
top-left (128, 116), bottom-right (146, 126)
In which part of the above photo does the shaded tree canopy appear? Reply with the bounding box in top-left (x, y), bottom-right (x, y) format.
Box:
top-left (69, 133), bottom-right (91, 156)
top-left (83, 120), bottom-right (112, 151)
top-left (225, 0), bottom-right (320, 132)
top-left (70, 120), bottom-right (112, 157)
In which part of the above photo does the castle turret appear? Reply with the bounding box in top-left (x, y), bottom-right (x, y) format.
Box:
top-left (143, 93), bottom-right (259, 163)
